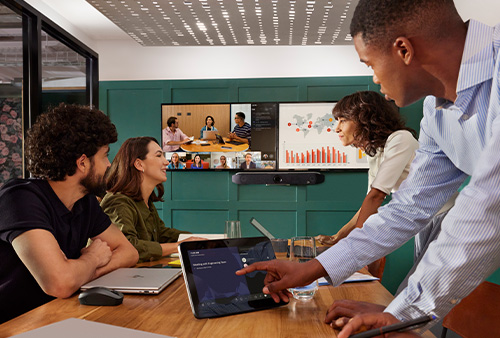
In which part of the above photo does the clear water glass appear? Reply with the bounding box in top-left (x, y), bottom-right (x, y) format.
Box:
top-left (288, 236), bottom-right (318, 300)
top-left (225, 220), bottom-right (241, 238)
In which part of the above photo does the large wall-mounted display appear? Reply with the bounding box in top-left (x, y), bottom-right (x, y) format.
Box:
top-left (279, 103), bottom-right (368, 170)
top-left (161, 102), bottom-right (368, 171)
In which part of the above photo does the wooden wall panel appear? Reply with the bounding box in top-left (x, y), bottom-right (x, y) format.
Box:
top-left (162, 104), bottom-right (231, 138)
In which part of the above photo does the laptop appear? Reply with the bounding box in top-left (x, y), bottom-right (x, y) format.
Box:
top-left (12, 318), bottom-right (174, 338)
top-left (80, 268), bottom-right (181, 294)
top-left (178, 237), bottom-right (286, 318)
top-left (202, 130), bottom-right (216, 140)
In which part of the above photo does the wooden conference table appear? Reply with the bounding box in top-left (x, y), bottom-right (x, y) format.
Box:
top-left (0, 258), bottom-right (435, 338)
top-left (180, 138), bottom-right (249, 153)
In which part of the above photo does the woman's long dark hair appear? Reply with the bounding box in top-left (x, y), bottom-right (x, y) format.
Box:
top-left (333, 91), bottom-right (417, 156)
top-left (192, 154), bottom-right (202, 168)
top-left (105, 136), bottom-right (164, 202)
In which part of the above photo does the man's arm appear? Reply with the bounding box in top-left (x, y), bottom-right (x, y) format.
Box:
top-left (228, 132), bottom-right (249, 144)
top-left (166, 138), bottom-right (190, 145)
top-left (236, 258), bottom-right (326, 302)
top-left (316, 115), bottom-right (468, 287)
top-left (12, 229), bottom-right (114, 298)
top-left (164, 128), bottom-right (190, 146)
top-left (337, 313), bottom-right (421, 338)
top-left (316, 188), bottom-right (385, 246)
top-left (91, 224), bottom-right (138, 278)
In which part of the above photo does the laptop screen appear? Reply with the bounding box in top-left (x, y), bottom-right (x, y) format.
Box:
top-left (178, 237), bottom-right (285, 318)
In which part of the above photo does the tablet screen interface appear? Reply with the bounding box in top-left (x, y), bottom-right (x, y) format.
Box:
top-left (179, 237), bottom-right (285, 318)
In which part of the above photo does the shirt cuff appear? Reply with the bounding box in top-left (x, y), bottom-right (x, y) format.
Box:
top-left (385, 291), bottom-right (439, 332)
top-left (315, 242), bottom-right (359, 286)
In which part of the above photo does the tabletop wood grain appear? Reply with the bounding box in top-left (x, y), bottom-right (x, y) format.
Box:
top-left (0, 258), bottom-right (435, 338)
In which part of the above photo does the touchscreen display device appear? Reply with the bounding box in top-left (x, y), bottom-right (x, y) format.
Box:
top-left (178, 237), bottom-right (286, 318)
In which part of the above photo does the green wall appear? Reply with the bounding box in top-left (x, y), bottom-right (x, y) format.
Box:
top-left (98, 76), bottom-right (424, 293)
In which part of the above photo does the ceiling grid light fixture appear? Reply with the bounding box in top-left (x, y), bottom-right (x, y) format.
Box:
top-left (85, 0), bottom-right (358, 46)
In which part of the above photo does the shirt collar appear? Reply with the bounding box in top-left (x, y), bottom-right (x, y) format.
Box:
top-left (456, 19), bottom-right (494, 93)
top-left (434, 20), bottom-right (494, 113)
top-left (39, 179), bottom-right (84, 217)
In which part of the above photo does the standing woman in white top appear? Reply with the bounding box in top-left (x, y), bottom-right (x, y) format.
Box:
top-left (317, 91), bottom-right (419, 277)
top-left (317, 91), bottom-right (457, 281)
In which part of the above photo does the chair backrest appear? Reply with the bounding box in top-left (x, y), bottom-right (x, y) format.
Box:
top-left (442, 281), bottom-right (500, 338)
top-left (186, 160), bottom-right (209, 169)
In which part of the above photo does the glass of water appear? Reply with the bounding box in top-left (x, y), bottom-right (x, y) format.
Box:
top-left (225, 220), bottom-right (241, 238)
top-left (288, 236), bottom-right (318, 300)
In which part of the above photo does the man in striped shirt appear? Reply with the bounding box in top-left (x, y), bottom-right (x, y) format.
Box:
top-left (228, 112), bottom-right (251, 145)
top-left (237, 0), bottom-right (500, 336)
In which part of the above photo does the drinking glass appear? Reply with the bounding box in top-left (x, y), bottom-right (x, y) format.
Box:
top-left (225, 220), bottom-right (241, 238)
top-left (288, 236), bottom-right (318, 300)
top-left (271, 238), bottom-right (289, 260)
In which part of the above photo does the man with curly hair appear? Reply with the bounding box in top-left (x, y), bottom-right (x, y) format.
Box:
top-left (0, 104), bottom-right (138, 323)
top-left (238, 0), bottom-right (500, 336)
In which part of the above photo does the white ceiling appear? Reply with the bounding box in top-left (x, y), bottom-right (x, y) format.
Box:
top-left (27, 0), bottom-right (500, 46)
top-left (84, 0), bottom-right (357, 46)
top-left (2, 0), bottom-right (500, 83)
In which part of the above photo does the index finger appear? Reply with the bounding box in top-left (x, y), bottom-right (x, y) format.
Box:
top-left (235, 261), bottom-right (271, 275)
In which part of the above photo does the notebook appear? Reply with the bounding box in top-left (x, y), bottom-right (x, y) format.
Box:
top-left (178, 236), bottom-right (286, 319)
top-left (80, 268), bottom-right (181, 294)
top-left (12, 318), bottom-right (174, 338)
top-left (178, 233), bottom-right (226, 241)
top-left (202, 130), bottom-right (216, 140)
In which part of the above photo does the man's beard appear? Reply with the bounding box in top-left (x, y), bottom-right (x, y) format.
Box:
top-left (80, 162), bottom-right (107, 197)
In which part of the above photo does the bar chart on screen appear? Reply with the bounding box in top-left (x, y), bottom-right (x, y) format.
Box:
top-left (278, 102), bottom-right (369, 169)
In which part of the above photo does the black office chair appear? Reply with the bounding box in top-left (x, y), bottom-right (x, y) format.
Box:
top-left (440, 281), bottom-right (500, 338)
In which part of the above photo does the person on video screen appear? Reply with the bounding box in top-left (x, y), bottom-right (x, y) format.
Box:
top-left (216, 155), bottom-right (230, 169)
top-left (200, 115), bottom-right (218, 139)
top-left (167, 153), bottom-right (185, 170)
top-left (162, 117), bottom-right (191, 152)
top-left (191, 154), bottom-right (204, 169)
top-left (240, 153), bottom-right (256, 170)
top-left (228, 112), bottom-right (251, 145)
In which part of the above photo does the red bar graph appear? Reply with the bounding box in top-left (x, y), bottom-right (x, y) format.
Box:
top-left (285, 146), bottom-right (347, 164)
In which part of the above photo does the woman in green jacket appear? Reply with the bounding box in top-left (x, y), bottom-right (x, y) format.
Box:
top-left (101, 136), bottom-right (202, 262)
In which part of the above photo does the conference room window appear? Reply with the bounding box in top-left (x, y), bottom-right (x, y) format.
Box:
top-left (40, 29), bottom-right (88, 113)
top-left (0, 3), bottom-right (23, 188)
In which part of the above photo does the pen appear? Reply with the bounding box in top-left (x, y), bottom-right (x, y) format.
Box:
top-left (349, 314), bottom-right (436, 338)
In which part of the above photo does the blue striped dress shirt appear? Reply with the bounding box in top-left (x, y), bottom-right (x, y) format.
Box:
top-left (316, 20), bottom-right (500, 322)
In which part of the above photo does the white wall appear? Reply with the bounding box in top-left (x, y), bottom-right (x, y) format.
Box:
top-left (94, 41), bottom-right (370, 81)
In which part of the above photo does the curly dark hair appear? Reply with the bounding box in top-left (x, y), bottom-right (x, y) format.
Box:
top-left (350, 0), bottom-right (459, 50)
top-left (105, 136), bottom-right (164, 202)
top-left (26, 103), bottom-right (117, 181)
top-left (333, 91), bottom-right (416, 157)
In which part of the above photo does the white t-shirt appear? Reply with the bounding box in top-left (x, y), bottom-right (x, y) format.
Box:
top-left (367, 130), bottom-right (419, 195)
top-left (367, 129), bottom-right (456, 214)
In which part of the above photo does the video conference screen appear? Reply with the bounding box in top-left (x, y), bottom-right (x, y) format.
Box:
top-left (161, 102), bottom-right (368, 171)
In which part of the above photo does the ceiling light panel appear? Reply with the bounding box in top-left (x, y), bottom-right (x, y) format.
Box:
top-left (86, 0), bottom-right (358, 46)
